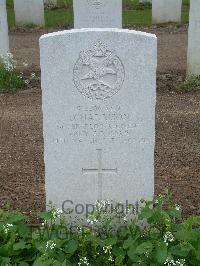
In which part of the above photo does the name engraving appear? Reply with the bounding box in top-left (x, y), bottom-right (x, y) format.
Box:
top-left (52, 105), bottom-right (151, 145)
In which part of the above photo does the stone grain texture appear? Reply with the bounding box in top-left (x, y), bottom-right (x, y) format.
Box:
top-left (187, 0), bottom-right (200, 76)
top-left (0, 0), bottom-right (9, 54)
top-left (40, 28), bottom-right (157, 212)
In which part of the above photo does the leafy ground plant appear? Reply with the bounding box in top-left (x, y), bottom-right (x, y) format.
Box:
top-left (0, 53), bottom-right (35, 93)
top-left (0, 192), bottom-right (200, 265)
top-left (180, 75), bottom-right (200, 92)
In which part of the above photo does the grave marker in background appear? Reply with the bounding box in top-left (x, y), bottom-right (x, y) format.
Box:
top-left (40, 28), bottom-right (157, 212)
top-left (187, 0), bottom-right (200, 76)
top-left (0, 0), bottom-right (9, 55)
top-left (73, 0), bottom-right (122, 28)
top-left (139, 0), bottom-right (152, 3)
top-left (14, 0), bottom-right (44, 26)
top-left (152, 0), bottom-right (182, 24)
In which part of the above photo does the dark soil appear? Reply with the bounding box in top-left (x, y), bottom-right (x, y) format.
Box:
top-left (0, 25), bottom-right (199, 217)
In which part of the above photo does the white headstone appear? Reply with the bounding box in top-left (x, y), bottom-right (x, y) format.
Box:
top-left (139, 0), bottom-right (152, 3)
top-left (40, 29), bottom-right (157, 213)
top-left (14, 0), bottom-right (44, 26)
top-left (187, 0), bottom-right (200, 76)
top-left (73, 0), bottom-right (122, 29)
top-left (152, 0), bottom-right (182, 24)
top-left (0, 0), bottom-right (9, 55)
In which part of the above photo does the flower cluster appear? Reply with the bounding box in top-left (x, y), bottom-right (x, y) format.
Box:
top-left (45, 240), bottom-right (56, 251)
top-left (103, 245), bottom-right (112, 254)
top-left (164, 257), bottom-right (186, 266)
top-left (0, 53), bottom-right (16, 71)
top-left (163, 231), bottom-right (174, 245)
top-left (52, 208), bottom-right (63, 219)
top-left (21, 62), bottom-right (36, 85)
top-left (3, 223), bottom-right (13, 234)
top-left (103, 245), bottom-right (114, 262)
top-left (78, 256), bottom-right (90, 266)
top-left (86, 217), bottom-right (98, 225)
top-left (175, 204), bottom-right (181, 211)
top-left (0, 52), bottom-right (37, 93)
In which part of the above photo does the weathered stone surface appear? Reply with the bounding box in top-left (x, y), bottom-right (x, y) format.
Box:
top-left (14, 0), bottom-right (44, 26)
top-left (187, 0), bottom-right (200, 76)
top-left (0, 0), bottom-right (9, 55)
top-left (73, 0), bottom-right (122, 28)
top-left (40, 28), bottom-right (157, 214)
top-left (152, 0), bottom-right (182, 24)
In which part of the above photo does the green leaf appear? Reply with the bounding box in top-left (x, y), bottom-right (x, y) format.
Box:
top-left (19, 262), bottom-right (29, 266)
top-left (65, 240), bottom-right (78, 254)
top-left (127, 248), bottom-right (140, 262)
top-left (170, 243), bottom-right (194, 257)
top-left (135, 242), bottom-right (153, 255)
top-left (139, 207), bottom-right (153, 220)
top-left (0, 257), bottom-right (10, 263)
top-left (155, 242), bottom-right (167, 264)
top-left (167, 208), bottom-right (181, 219)
top-left (7, 213), bottom-right (27, 223)
top-left (37, 211), bottom-right (52, 221)
top-left (195, 249), bottom-right (200, 261)
top-left (174, 229), bottom-right (192, 241)
top-left (112, 246), bottom-right (125, 257)
top-left (61, 259), bottom-right (73, 266)
top-left (149, 228), bottom-right (160, 240)
top-left (123, 238), bottom-right (134, 249)
top-left (115, 255), bottom-right (124, 265)
top-left (13, 241), bottom-right (27, 250)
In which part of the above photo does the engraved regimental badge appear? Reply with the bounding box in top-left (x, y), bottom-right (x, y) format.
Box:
top-left (73, 40), bottom-right (125, 101)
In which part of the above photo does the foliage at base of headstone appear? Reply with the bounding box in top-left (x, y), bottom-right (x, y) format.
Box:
top-left (180, 75), bottom-right (200, 92)
top-left (0, 53), bottom-right (35, 93)
top-left (0, 192), bottom-right (199, 266)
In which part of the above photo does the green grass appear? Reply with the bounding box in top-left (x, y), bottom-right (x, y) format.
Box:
top-left (6, 0), bottom-right (190, 29)
top-left (180, 75), bottom-right (200, 92)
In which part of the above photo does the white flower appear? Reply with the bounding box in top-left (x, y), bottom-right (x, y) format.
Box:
top-left (87, 217), bottom-right (98, 225)
top-left (23, 62), bottom-right (28, 67)
top-left (163, 231), bottom-right (174, 245)
top-left (7, 53), bottom-right (13, 59)
top-left (164, 257), bottom-right (176, 266)
top-left (78, 256), bottom-right (90, 265)
top-left (0, 53), bottom-right (16, 71)
top-left (45, 240), bottom-right (56, 250)
top-left (52, 208), bottom-right (63, 219)
top-left (176, 259), bottom-right (186, 266)
top-left (25, 79), bottom-right (30, 85)
top-left (30, 72), bottom-right (36, 79)
top-left (175, 204), bottom-right (181, 211)
top-left (103, 245), bottom-right (112, 254)
top-left (3, 223), bottom-right (14, 234)
top-left (123, 216), bottom-right (127, 222)
top-left (108, 256), bottom-right (114, 262)
top-left (164, 257), bottom-right (186, 266)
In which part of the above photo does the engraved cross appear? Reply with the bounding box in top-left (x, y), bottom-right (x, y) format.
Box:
top-left (82, 149), bottom-right (117, 199)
